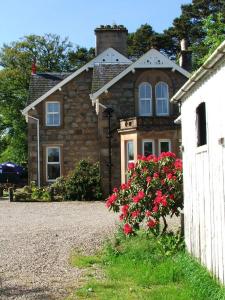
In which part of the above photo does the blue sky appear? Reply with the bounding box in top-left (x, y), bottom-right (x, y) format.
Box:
top-left (0, 0), bottom-right (192, 49)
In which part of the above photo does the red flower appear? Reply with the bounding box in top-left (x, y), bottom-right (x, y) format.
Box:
top-left (169, 194), bottom-right (174, 200)
top-left (146, 176), bottom-right (152, 184)
top-left (121, 204), bottom-right (129, 215)
top-left (119, 214), bottom-right (124, 221)
top-left (121, 183), bottom-right (129, 190)
top-left (147, 154), bottom-right (158, 162)
top-left (167, 173), bottom-right (173, 180)
top-left (123, 223), bottom-right (133, 235)
top-left (133, 196), bottom-right (140, 203)
top-left (175, 159), bottom-right (182, 171)
top-left (161, 197), bottom-right (168, 207)
top-left (142, 167), bottom-right (148, 172)
top-left (153, 173), bottom-right (159, 179)
top-left (147, 219), bottom-right (157, 228)
top-left (128, 162), bottom-right (135, 170)
top-left (106, 193), bottom-right (117, 208)
top-left (131, 210), bottom-right (140, 218)
top-left (145, 210), bottom-right (151, 217)
top-left (159, 152), bottom-right (176, 159)
top-left (113, 187), bottom-right (118, 193)
top-left (156, 190), bottom-right (162, 197)
top-left (137, 190), bottom-right (145, 199)
top-left (153, 205), bottom-right (159, 212)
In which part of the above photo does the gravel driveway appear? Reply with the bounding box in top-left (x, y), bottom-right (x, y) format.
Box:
top-left (0, 200), bottom-right (117, 300)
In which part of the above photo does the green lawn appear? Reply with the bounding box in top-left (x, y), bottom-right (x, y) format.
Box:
top-left (67, 232), bottom-right (225, 300)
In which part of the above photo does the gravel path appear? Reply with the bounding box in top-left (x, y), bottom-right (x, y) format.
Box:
top-left (0, 201), bottom-right (117, 300)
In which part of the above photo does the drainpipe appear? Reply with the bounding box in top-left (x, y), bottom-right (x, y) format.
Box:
top-left (24, 114), bottom-right (40, 187)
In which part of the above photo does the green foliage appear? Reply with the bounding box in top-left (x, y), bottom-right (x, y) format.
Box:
top-left (70, 251), bottom-right (101, 269)
top-left (68, 232), bottom-right (225, 300)
top-left (65, 160), bottom-right (102, 200)
top-left (52, 160), bottom-right (103, 201)
top-left (14, 181), bottom-right (50, 202)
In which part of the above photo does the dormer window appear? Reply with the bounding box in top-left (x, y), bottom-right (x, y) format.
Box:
top-left (156, 82), bottom-right (169, 116)
top-left (139, 83), bottom-right (152, 116)
top-left (46, 102), bottom-right (60, 126)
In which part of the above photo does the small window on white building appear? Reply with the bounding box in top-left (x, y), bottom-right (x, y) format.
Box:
top-left (142, 140), bottom-right (155, 156)
top-left (196, 102), bottom-right (207, 147)
top-left (139, 83), bottom-right (152, 116)
top-left (159, 139), bottom-right (171, 153)
top-left (46, 102), bottom-right (60, 126)
top-left (155, 82), bottom-right (169, 116)
top-left (126, 140), bottom-right (134, 166)
top-left (46, 147), bottom-right (61, 181)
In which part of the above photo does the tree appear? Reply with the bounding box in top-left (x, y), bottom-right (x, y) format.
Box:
top-left (0, 34), bottom-right (94, 164)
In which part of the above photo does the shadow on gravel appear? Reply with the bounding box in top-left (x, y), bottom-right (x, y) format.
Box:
top-left (0, 284), bottom-right (55, 300)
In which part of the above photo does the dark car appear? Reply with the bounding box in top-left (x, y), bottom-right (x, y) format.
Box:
top-left (0, 162), bottom-right (26, 185)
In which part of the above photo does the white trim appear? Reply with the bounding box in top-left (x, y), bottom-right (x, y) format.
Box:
top-left (138, 82), bottom-right (152, 116)
top-left (142, 139), bottom-right (155, 156)
top-left (90, 48), bottom-right (190, 101)
top-left (22, 48), bottom-right (131, 114)
top-left (46, 146), bottom-right (61, 182)
top-left (158, 139), bottom-right (171, 154)
top-left (45, 101), bottom-right (61, 126)
top-left (155, 81), bottom-right (169, 116)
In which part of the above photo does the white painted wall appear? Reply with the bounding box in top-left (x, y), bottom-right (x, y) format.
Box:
top-left (181, 58), bottom-right (225, 284)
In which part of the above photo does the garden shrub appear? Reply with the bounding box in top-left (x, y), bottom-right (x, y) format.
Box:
top-left (14, 182), bottom-right (51, 202)
top-left (106, 152), bottom-right (183, 236)
top-left (53, 160), bottom-right (103, 201)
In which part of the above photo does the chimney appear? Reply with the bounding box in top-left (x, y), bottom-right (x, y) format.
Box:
top-left (31, 58), bottom-right (36, 75)
top-left (179, 38), bottom-right (192, 72)
top-left (95, 25), bottom-right (128, 56)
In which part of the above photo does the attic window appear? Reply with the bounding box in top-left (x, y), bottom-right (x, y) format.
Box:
top-left (46, 102), bottom-right (60, 126)
top-left (196, 102), bottom-right (207, 147)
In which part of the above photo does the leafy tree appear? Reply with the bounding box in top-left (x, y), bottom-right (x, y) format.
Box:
top-left (0, 34), bottom-right (94, 164)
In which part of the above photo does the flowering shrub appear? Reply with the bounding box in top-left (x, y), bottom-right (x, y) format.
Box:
top-left (106, 152), bottom-right (183, 236)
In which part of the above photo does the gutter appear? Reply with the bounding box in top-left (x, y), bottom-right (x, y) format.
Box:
top-left (171, 40), bottom-right (225, 103)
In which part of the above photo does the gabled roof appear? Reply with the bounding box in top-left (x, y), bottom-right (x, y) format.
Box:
top-left (27, 72), bottom-right (72, 105)
top-left (22, 48), bottom-right (131, 114)
top-left (91, 64), bottom-right (129, 93)
top-left (171, 39), bottom-right (225, 103)
top-left (90, 48), bottom-right (190, 101)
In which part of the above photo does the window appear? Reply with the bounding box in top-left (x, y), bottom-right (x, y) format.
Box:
top-left (139, 83), bottom-right (152, 116)
top-left (142, 140), bottom-right (155, 156)
top-left (196, 102), bottom-right (207, 147)
top-left (159, 139), bottom-right (171, 154)
top-left (155, 82), bottom-right (169, 116)
top-left (46, 102), bottom-right (60, 126)
top-left (46, 147), bottom-right (61, 181)
top-left (126, 140), bottom-right (134, 166)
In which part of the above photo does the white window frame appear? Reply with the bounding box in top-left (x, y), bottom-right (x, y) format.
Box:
top-left (139, 82), bottom-right (152, 116)
top-left (155, 82), bottom-right (169, 116)
top-left (46, 146), bottom-right (61, 182)
top-left (126, 140), bottom-right (134, 167)
top-left (45, 101), bottom-right (61, 126)
top-left (142, 139), bottom-right (155, 156)
top-left (158, 139), bottom-right (171, 154)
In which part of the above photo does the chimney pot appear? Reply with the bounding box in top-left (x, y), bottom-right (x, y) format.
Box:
top-left (95, 25), bottom-right (128, 56)
top-left (31, 59), bottom-right (36, 75)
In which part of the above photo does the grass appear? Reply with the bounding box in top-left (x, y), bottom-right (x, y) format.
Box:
top-left (67, 232), bottom-right (225, 300)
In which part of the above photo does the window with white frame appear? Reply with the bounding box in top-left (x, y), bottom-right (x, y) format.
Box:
top-left (126, 140), bottom-right (134, 166)
top-left (142, 139), bottom-right (155, 156)
top-left (139, 83), bottom-right (152, 116)
top-left (155, 82), bottom-right (169, 116)
top-left (159, 139), bottom-right (171, 154)
top-left (46, 102), bottom-right (60, 126)
top-left (46, 147), bottom-right (61, 181)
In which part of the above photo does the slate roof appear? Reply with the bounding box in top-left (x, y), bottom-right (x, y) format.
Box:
top-left (91, 63), bottom-right (129, 93)
top-left (27, 72), bottom-right (72, 105)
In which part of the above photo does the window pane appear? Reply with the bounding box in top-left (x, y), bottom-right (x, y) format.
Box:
top-left (144, 142), bottom-right (153, 156)
top-left (47, 164), bottom-right (60, 180)
top-left (47, 102), bottom-right (60, 113)
top-left (127, 141), bottom-right (134, 162)
top-left (53, 113), bottom-right (60, 125)
top-left (48, 148), bottom-right (60, 162)
top-left (160, 142), bottom-right (169, 153)
top-left (156, 83), bottom-right (168, 98)
top-left (47, 114), bottom-right (54, 125)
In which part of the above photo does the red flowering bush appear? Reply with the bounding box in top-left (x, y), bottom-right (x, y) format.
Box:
top-left (106, 152), bottom-right (183, 236)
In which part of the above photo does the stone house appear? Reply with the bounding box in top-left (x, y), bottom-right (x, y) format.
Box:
top-left (22, 26), bottom-right (190, 195)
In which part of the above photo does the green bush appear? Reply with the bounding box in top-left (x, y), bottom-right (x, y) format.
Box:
top-left (52, 160), bottom-right (103, 201)
top-left (65, 160), bottom-right (102, 201)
